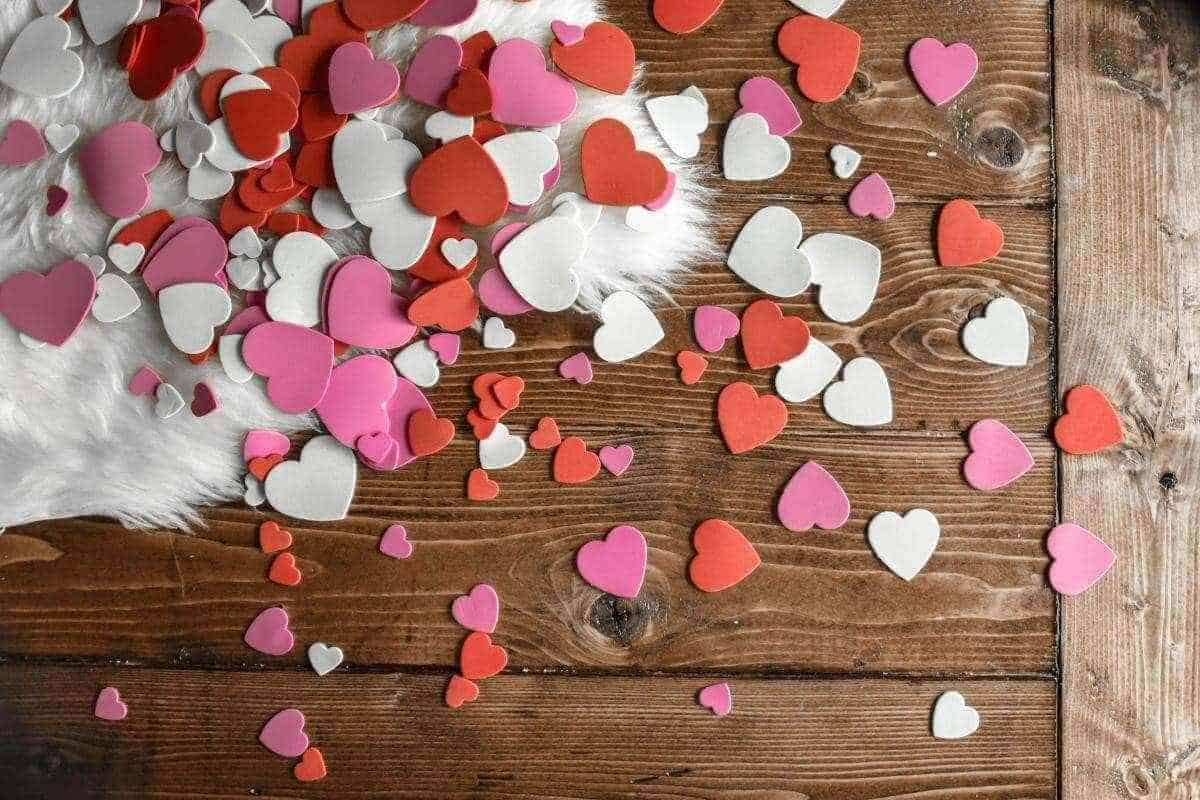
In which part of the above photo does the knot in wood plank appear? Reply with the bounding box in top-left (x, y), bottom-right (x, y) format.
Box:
top-left (587, 594), bottom-right (657, 647)
top-left (976, 126), bottom-right (1025, 169)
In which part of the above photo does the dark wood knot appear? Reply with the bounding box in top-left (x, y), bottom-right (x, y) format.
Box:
top-left (976, 126), bottom-right (1025, 169)
top-left (845, 70), bottom-right (873, 101)
top-left (1160, 471), bottom-right (1179, 489)
top-left (587, 594), bottom-right (655, 646)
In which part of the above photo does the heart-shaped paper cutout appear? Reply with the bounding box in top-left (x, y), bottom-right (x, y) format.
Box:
top-left (1053, 384), bottom-right (1123, 455)
top-left (488, 38), bottom-right (578, 127)
top-left (550, 21), bottom-right (635, 95)
top-left (909, 38), bottom-right (978, 106)
top-left (581, 118), bottom-right (668, 206)
top-left (245, 606), bottom-right (295, 656)
top-left (867, 509), bottom-right (939, 581)
top-left (1046, 522), bottom-right (1116, 595)
top-left (962, 418), bottom-right (1033, 491)
top-left (451, 583), bottom-right (500, 633)
top-left (717, 381), bottom-right (787, 454)
top-left (777, 14), bottom-right (860, 102)
top-left (243, 322), bottom-right (335, 414)
top-left (459, 631), bottom-right (507, 679)
top-left (689, 518), bottom-right (760, 592)
top-left (576, 524), bottom-right (647, 598)
top-left (259, 707), bottom-right (308, 756)
top-left (937, 199), bottom-right (1003, 267)
top-left (776, 461), bottom-right (850, 531)
top-left (79, 121), bottom-right (162, 218)
top-left (741, 299), bottom-right (810, 369)
top-left (0, 259), bottom-right (95, 346)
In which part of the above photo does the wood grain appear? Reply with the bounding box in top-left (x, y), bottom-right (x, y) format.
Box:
top-left (0, 666), bottom-right (1055, 800)
top-left (1056, 1), bottom-right (1200, 798)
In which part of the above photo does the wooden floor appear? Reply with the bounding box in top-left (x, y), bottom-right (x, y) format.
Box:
top-left (0, 0), bottom-right (1195, 797)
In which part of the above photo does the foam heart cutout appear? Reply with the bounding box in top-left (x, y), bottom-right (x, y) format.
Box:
top-left (0, 16), bottom-right (84, 99)
top-left (962, 296), bottom-right (1029, 367)
top-left (723, 112), bottom-right (790, 181)
top-left (937, 199), bottom-right (1003, 266)
top-left (693, 305), bottom-right (741, 353)
top-left (466, 468), bottom-right (499, 501)
top-left (689, 519), bottom-right (760, 592)
top-left (294, 748), bottom-right (326, 782)
top-left (278, 2), bottom-right (366, 91)
top-left (740, 299), bottom-right (810, 369)
top-left (451, 583), bottom-right (500, 633)
top-left (409, 136), bottom-right (508, 225)
top-left (0, 259), bottom-right (95, 346)
top-left (123, 12), bottom-right (206, 100)
top-left (315, 355), bottom-right (397, 448)
top-left (402, 34), bottom-right (461, 107)
top-left (249, 454), bottom-right (284, 481)
top-left (576, 524), bottom-right (647, 598)
top-left (550, 21), bottom-right (635, 95)
top-left (909, 38), bottom-right (979, 106)
top-left (325, 256), bottom-right (416, 349)
top-left (554, 436), bottom-right (601, 484)
top-left (407, 409), bottom-right (455, 457)
top-left (0, 120), bottom-right (48, 166)
top-left (459, 631), bottom-right (507, 679)
top-left (847, 172), bottom-right (895, 220)
top-left (243, 322), bottom-right (335, 414)
top-left (79, 121), bottom-right (162, 218)
top-left (529, 417), bottom-right (562, 450)
top-left (445, 675), bottom-right (480, 708)
top-left (190, 381), bottom-right (220, 417)
top-left (736, 76), bottom-right (801, 135)
top-left (264, 435), bottom-right (357, 522)
top-left (308, 642), bottom-right (344, 676)
top-left (645, 91), bottom-right (707, 158)
top-left (328, 41), bottom-right (400, 115)
top-left (223, 89), bottom-right (298, 162)
top-left (93, 687), bottom-right (129, 721)
top-left (479, 422), bottom-right (526, 470)
top-left (558, 352), bottom-right (594, 384)
top-left (697, 682), bottom-right (732, 716)
top-left (378, 523), bottom-right (414, 559)
top-left (867, 509), bottom-right (939, 581)
top-left (777, 461), bottom-right (850, 531)
top-left (1047, 522), bottom-right (1116, 595)
top-left (593, 291), bottom-right (664, 363)
top-left (727, 206), bottom-right (811, 298)
top-left (446, 68), bottom-right (492, 117)
top-left (962, 418), bottom-right (1034, 491)
top-left (931, 691), bottom-right (980, 739)
top-left (802, 232), bottom-right (881, 323)
top-left (581, 118), bottom-right (668, 206)
top-left (653, 0), bottom-right (723, 34)
top-left (408, 0), bottom-right (478, 26)
top-left (717, 381), bottom-right (788, 454)
top-left (488, 38), bottom-right (578, 127)
top-left (1054, 384), bottom-right (1123, 455)
top-left (676, 350), bottom-right (708, 384)
top-left (259, 707), bottom-right (308, 756)
top-left (259, 520), bottom-right (292, 553)
top-left (159, 282), bottom-right (232, 355)
top-left (822, 356), bottom-right (893, 427)
top-left (777, 14), bottom-right (860, 102)
top-left (498, 214), bottom-right (584, 313)
top-left (406, 277), bottom-right (479, 332)
top-left (599, 444), bottom-right (634, 476)
top-left (245, 606), bottom-right (294, 656)
top-left (269, 552), bottom-right (302, 586)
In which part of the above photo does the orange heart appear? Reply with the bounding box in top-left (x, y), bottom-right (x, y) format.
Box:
top-left (581, 118), bottom-right (669, 207)
top-left (740, 299), bottom-right (810, 370)
top-left (279, 3), bottom-right (366, 91)
top-left (299, 93), bottom-right (347, 141)
top-left (466, 467), bottom-right (499, 501)
top-left (460, 31), bottom-right (496, 72)
top-left (446, 68), bottom-right (493, 117)
top-left (198, 68), bottom-right (237, 121)
top-left (492, 376), bottom-right (524, 410)
top-left (295, 138), bottom-right (336, 189)
top-left (777, 14), bottom-right (861, 103)
top-left (1054, 384), bottom-right (1123, 455)
top-left (652, 0), bottom-right (724, 34)
top-left (406, 277), bottom-right (479, 332)
top-left (268, 552), bottom-right (302, 587)
top-left (407, 409), bottom-right (455, 457)
top-left (222, 89), bottom-right (298, 162)
top-left (239, 158), bottom-right (306, 214)
top-left (341, 0), bottom-right (426, 30)
top-left (717, 382), bottom-right (788, 454)
top-left (459, 631), bottom-right (507, 679)
top-left (553, 436), bottom-right (601, 484)
top-left (445, 674), bottom-right (480, 708)
top-left (219, 193), bottom-right (268, 236)
top-left (409, 136), bottom-right (509, 226)
top-left (550, 21), bottom-right (635, 95)
top-left (249, 454), bottom-right (284, 480)
top-left (408, 216), bottom-right (478, 283)
top-left (258, 520), bottom-right (292, 554)
top-left (937, 199), bottom-right (1004, 267)
top-left (472, 372), bottom-right (510, 421)
top-left (529, 416), bottom-right (561, 450)
top-left (689, 518), bottom-right (761, 592)
top-left (467, 407), bottom-right (498, 440)
top-left (676, 350), bottom-right (708, 385)
top-left (293, 747), bottom-right (327, 782)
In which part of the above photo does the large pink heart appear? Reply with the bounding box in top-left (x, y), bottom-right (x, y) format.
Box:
top-left (575, 525), bottom-right (647, 598)
top-left (1047, 522), bottom-right (1115, 596)
top-left (315, 354), bottom-right (397, 447)
top-left (328, 42), bottom-right (400, 115)
top-left (408, 0), bottom-right (477, 26)
top-left (242, 322), bottom-right (335, 414)
top-left (258, 708), bottom-right (308, 757)
top-left (141, 221), bottom-right (228, 295)
top-left (488, 38), bottom-right (578, 127)
top-left (776, 461), bottom-right (850, 532)
top-left (79, 121), bottom-right (161, 218)
top-left (401, 35), bottom-right (461, 108)
top-left (0, 259), bottom-right (95, 346)
top-left (908, 37), bottom-right (978, 107)
top-left (962, 418), bottom-right (1033, 491)
top-left (244, 606), bottom-right (294, 657)
top-left (324, 256), bottom-right (417, 349)
top-left (0, 120), bottom-right (48, 167)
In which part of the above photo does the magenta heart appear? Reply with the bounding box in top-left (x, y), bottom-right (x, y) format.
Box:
top-left (477, 267), bottom-right (533, 316)
top-left (962, 418), bottom-right (1033, 491)
top-left (847, 172), bottom-right (895, 220)
top-left (359, 378), bottom-right (433, 471)
top-left (273, 0), bottom-right (300, 26)
top-left (128, 365), bottom-right (163, 396)
top-left (644, 171), bottom-right (676, 211)
top-left (777, 461), bottom-right (851, 532)
top-left (908, 37), bottom-right (978, 106)
top-left (224, 305), bottom-right (271, 336)
top-left (576, 525), bottom-right (647, 599)
top-left (693, 305), bottom-right (740, 353)
top-left (94, 687), bottom-right (128, 721)
top-left (402, 35), bottom-right (462, 107)
top-left (144, 216), bottom-right (209, 262)
top-left (243, 429), bottom-right (290, 462)
top-left (141, 220), bottom-right (227, 295)
top-left (451, 583), bottom-right (499, 633)
top-left (488, 38), bottom-right (578, 127)
top-left (242, 322), bottom-right (335, 414)
top-left (356, 430), bottom-right (398, 468)
top-left (427, 332), bottom-right (460, 365)
top-left (324, 256), bottom-right (416, 349)
top-left (735, 76), bottom-right (801, 135)
top-left (697, 682), bottom-right (731, 717)
top-left (259, 708), bottom-right (308, 758)
top-left (79, 121), bottom-right (161, 218)
top-left (0, 259), bottom-right (95, 346)
top-left (328, 41), bottom-right (401, 115)
top-left (558, 352), bottom-right (593, 385)
top-left (551, 20), bottom-right (584, 46)
top-left (0, 120), bottom-right (47, 167)
top-left (379, 523), bottom-right (414, 559)
top-left (244, 606), bottom-right (294, 656)
top-left (599, 444), bottom-right (635, 476)
top-left (190, 382), bottom-right (220, 417)
top-left (408, 0), bottom-right (478, 26)
top-left (315, 354), bottom-right (397, 447)
top-left (46, 185), bottom-right (69, 216)
top-left (1047, 522), bottom-right (1115, 596)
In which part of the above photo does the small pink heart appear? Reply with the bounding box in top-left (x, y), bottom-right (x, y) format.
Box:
top-left (599, 444), bottom-right (634, 476)
top-left (379, 523), bottom-right (414, 560)
top-left (478, 267), bottom-right (534, 316)
top-left (427, 332), bottom-right (461, 365)
top-left (693, 305), bottom-right (740, 353)
top-left (316, 355), bottom-right (397, 448)
top-left (847, 172), bottom-right (895, 220)
top-left (259, 708), bottom-right (309, 758)
top-left (408, 0), bottom-right (478, 26)
top-left (488, 38), bottom-right (578, 127)
top-left (244, 429), bottom-right (291, 463)
top-left (697, 682), bottom-right (731, 717)
top-left (644, 170), bottom-right (676, 211)
top-left (962, 419), bottom-right (1033, 491)
top-left (909, 37), bottom-right (979, 106)
top-left (1047, 522), bottom-right (1115, 596)
top-left (94, 687), bottom-right (128, 721)
top-left (244, 606), bottom-right (294, 656)
top-left (357, 430), bottom-right (399, 468)
top-left (328, 41), bottom-right (401, 115)
top-left (558, 352), bottom-right (593, 385)
top-left (0, 259), bottom-right (95, 346)
top-left (225, 305), bottom-right (271, 336)
top-left (551, 20), bottom-right (584, 46)
top-left (0, 120), bottom-right (47, 167)
top-left (576, 525), bottom-right (647, 599)
top-left (324, 257), bottom-right (417, 349)
top-left (141, 220), bottom-right (228, 295)
top-left (402, 35), bottom-right (462, 108)
top-left (128, 365), bottom-right (163, 397)
top-left (735, 76), bottom-right (801, 135)
top-left (242, 322), bottom-right (336, 414)
top-left (358, 378), bottom-right (433, 471)
top-left (451, 583), bottom-right (499, 633)
top-left (78, 121), bottom-right (161, 218)
top-left (190, 381), bottom-right (220, 417)
top-left (46, 185), bottom-right (69, 217)
top-left (777, 461), bottom-right (850, 532)
top-left (273, 0), bottom-right (300, 26)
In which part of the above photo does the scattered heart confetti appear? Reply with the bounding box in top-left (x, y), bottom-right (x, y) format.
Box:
top-left (847, 172), bottom-right (895, 220)
top-left (937, 199), bottom-right (1003, 267)
top-left (0, 259), bottom-right (96, 347)
top-left (829, 144), bottom-right (861, 179)
top-left (741, 299), bottom-right (810, 370)
top-left (1047, 522), bottom-right (1116, 596)
top-left (581, 118), bottom-right (667, 206)
top-left (259, 708), bottom-right (309, 758)
top-left (723, 112), bottom-right (790, 181)
top-left (717, 382), bottom-right (788, 454)
top-left (777, 461), bottom-right (850, 532)
top-left (190, 381), bottom-right (220, 417)
top-left (452, 584), bottom-right (500, 633)
top-left (777, 14), bottom-right (860, 103)
top-left (593, 291), bottom-right (664, 363)
top-left (294, 747), bottom-right (327, 782)
top-left (598, 444), bottom-right (634, 477)
top-left (909, 38), bottom-right (979, 106)
top-left (550, 21), bottom-right (635, 95)
top-left (576, 524), bottom-right (648, 599)
top-left (379, 523), bottom-right (414, 559)
top-left (94, 687), bottom-right (128, 721)
top-left (697, 682), bottom-right (732, 717)
top-left (822, 357), bottom-right (893, 427)
top-left (962, 297), bottom-right (1030, 367)
top-left (558, 352), bottom-right (594, 384)
top-left (268, 552), bottom-right (302, 586)
top-left (693, 305), bottom-right (741, 353)
top-left (467, 468), bottom-right (499, 501)
top-left (459, 631), bottom-right (508, 680)
top-left (962, 419), bottom-right (1033, 491)
top-left (736, 76), bottom-right (801, 136)
top-left (308, 642), bottom-right (344, 676)
top-left (553, 436), bottom-right (601, 484)
top-left (867, 509), bottom-right (940, 581)
top-left (445, 674), bottom-right (480, 708)
top-left (0, 120), bottom-right (48, 166)
top-left (775, 337), bottom-right (841, 403)
top-left (1054, 385), bottom-right (1123, 455)
top-left (676, 350), bottom-right (708, 384)
top-left (259, 520), bottom-right (292, 554)
top-left (689, 519), bottom-right (760, 592)
top-left (727, 206), bottom-right (811, 298)
top-left (529, 417), bottom-right (562, 450)
top-left (931, 691), bottom-right (980, 739)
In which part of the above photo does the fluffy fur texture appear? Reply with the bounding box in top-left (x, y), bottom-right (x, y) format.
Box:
top-left (0, 0), bottom-right (712, 529)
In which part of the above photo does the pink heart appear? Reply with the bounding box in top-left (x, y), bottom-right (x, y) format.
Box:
top-left (0, 259), bottom-right (95, 346)
top-left (558, 352), bottom-right (593, 385)
top-left (315, 354), bottom-right (397, 448)
top-left (141, 220), bottom-right (227, 295)
top-left (693, 305), bottom-right (740, 353)
top-left (847, 172), bottom-right (895, 220)
top-left (551, 20), bottom-right (584, 46)
top-left (46, 185), bottom-right (69, 216)
top-left (427, 332), bottom-right (461, 365)
top-left (244, 606), bottom-right (294, 656)
top-left (359, 378), bottom-right (433, 471)
top-left (273, 0), bottom-right (301, 27)
top-left (735, 76), bottom-right (801, 135)
top-left (356, 430), bottom-right (399, 468)
top-left (478, 267), bottom-right (534, 315)
top-left (0, 120), bottom-right (47, 167)
top-left (698, 682), bottom-right (731, 717)
top-left (491, 222), bottom-right (528, 257)
top-left (328, 42), bottom-right (401, 115)
top-left (644, 171), bottom-right (676, 211)
top-left (451, 583), bottom-right (500, 633)
top-left (144, 216), bottom-right (208, 262)
top-left (243, 429), bottom-right (291, 462)
top-left (908, 37), bottom-right (978, 106)
top-left (94, 687), bottom-right (128, 721)
top-left (259, 708), bottom-right (309, 758)
top-left (599, 444), bottom-right (635, 476)
top-left (488, 38), bottom-right (578, 127)
top-left (777, 461), bottom-right (851, 532)
top-left (402, 35), bottom-right (462, 108)
top-left (408, 0), bottom-right (478, 26)
top-left (225, 305), bottom-right (271, 336)
top-left (576, 525), bottom-right (647, 599)
top-left (190, 382), bottom-right (220, 417)
top-left (962, 418), bottom-right (1033, 491)
top-left (1047, 522), bottom-right (1115, 596)
top-left (324, 256), bottom-right (416, 349)
top-left (379, 523), bottom-right (414, 559)
top-left (242, 322), bottom-right (335, 414)
top-left (128, 365), bottom-right (163, 396)
top-left (79, 121), bottom-right (161, 218)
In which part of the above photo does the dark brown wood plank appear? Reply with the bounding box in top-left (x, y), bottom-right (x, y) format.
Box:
top-left (0, 666), bottom-right (1056, 799)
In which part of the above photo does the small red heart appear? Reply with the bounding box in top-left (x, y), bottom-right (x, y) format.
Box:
top-left (268, 211), bottom-right (324, 237)
top-left (113, 209), bottom-right (175, 252)
top-left (689, 519), bottom-right (761, 592)
top-left (467, 408), bottom-right (498, 440)
top-left (254, 66), bottom-right (302, 106)
top-left (260, 159), bottom-right (296, 193)
top-left (407, 409), bottom-right (455, 457)
top-left (197, 68), bottom-right (237, 121)
top-left (717, 382), bottom-right (788, 454)
top-left (268, 552), bottom-right (302, 587)
top-left (740, 299), bottom-right (810, 369)
top-left (258, 521), bottom-right (292, 554)
top-left (472, 118), bottom-right (507, 145)
top-left (550, 21), bottom-right (635, 94)
top-left (676, 350), bottom-right (708, 385)
top-left (445, 68), bottom-right (493, 117)
top-left (460, 31), bottom-right (496, 72)
top-left (652, 0), bottom-right (724, 34)
top-left (581, 118), bottom-right (668, 206)
top-left (406, 277), bottom-right (479, 332)
top-left (409, 136), bottom-right (509, 226)
top-left (937, 199), bottom-right (1004, 266)
top-left (123, 13), bottom-right (207, 100)
top-left (459, 631), bottom-right (507, 679)
top-left (1054, 385), bottom-right (1123, 455)
top-left (777, 14), bottom-right (861, 103)
top-left (223, 89), bottom-right (299, 163)
top-left (529, 417), bottom-right (561, 450)
top-left (491, 376), bottom-right (524, 411)
top-left (466, 467), bottom-right (499, 501)
top-left (472, 373), bottom-right (510, 421)
top-left (553, 436), bottom-right (601, 484)
top-left (219, 193), bottom-right (268, 236)
top-left (299, 93), bottom-right (347, 141)
top-left (249, 454), bottom-right (284, 480)
top-left (341, 0), bottom-right (427, 30)
top-left (293, 747), bottom-right (327, 782)
top-left (445, 674), bottom-right (480, 708)
top-left (407, 216), bottom-right (478, 283)
top-left (279, 3), bottom-right (366, 91)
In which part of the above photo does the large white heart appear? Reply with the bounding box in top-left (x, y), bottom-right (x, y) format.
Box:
top-left (0, 16), bottom-right (84, 99)
top-left (482, 131), bottom-right (559, 207)
top-left (961, 296), bottom-right (1029, 367)
top-left (727, 206), bottom-right (812, 297)
top-left (802, 232), bottom-right (881, 323)
top-left (266, 232), bottom-right (338, 327)
top-left (187, 160), bottom-right (234, 201)
top-left (775, 337), bottom-right (842, 403)
top-left (593, 291), bottom-right (664, 363)
top-left (479, 422), bottom-right (526, 470)
top-left (200, 0), bottom-right (291, 65)
top-left (159, 282), bottom-right (232, 354)
top-left (822, 356), bottom-right (892, 426)
top-left (646, 91), bottom-right (708, 159)
top-left (931, 691), bottom-right (980, 739)
top-left (92, 274), bottom-right (141, 323)
top-left (333, 120), bottom-right (421, 205)
top-left (352, 194), bottom-right (436, 271)
top-left (866, 508), bottom-right (940, 581)
top-left (194, 29), bottom-right (262, 76)
top-left (722, 112), bottom-right (790, 181)
top-left (77, 0), bottom-right (142, 45)
top-left (392, 341), bottom-right (440, 387)
top-left (499, 213), bottom-right (585, 312)
top-left (265, 435), bottom-right (358, 522)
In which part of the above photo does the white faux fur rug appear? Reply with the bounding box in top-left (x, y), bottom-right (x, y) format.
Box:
top-left (0, 0), bottom-right (710, 529)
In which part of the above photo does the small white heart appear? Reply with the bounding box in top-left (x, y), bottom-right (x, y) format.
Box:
top-left (175, 118), bottom-right (216, 169)
top-left (829, 143), bottom-right (862, 179)
top-left (308, 642), bottom-right (345, 676)
top-left (188, 159), bottom-right (234, 201)
top-left (92, 273), bottom-right (141, 323)
top-left (931, 691), bottom-right (980, 740)
top-left (822, 356), bottom-right (892, 427)
top-left (961, 296), bottom-right (1030, 367)
top-left (225, 257), bottom-right (263, 291)
top-left (479, 422), bottom-right (526, 470)
top-left (482, 317), bottom-right (515, 350)
top-left (646, 92), bottom-right (708, 159)
top-left (723, 112), bottom-right (790, 181)
top-left (867, 508), bottom-right (940, 581)
top-left (593, 291), bottom-right (664, 364)
top-left (106, 242), bottom-right (145, 274)
top-left (424, 110), bottom-right (475, 144)
top-left (775, 337), bottom-right (842, 403)
top-left (159, 282), bottom-right (232, 354)
top-left (154, 382), bottom-right (185, 420)
top-left (333, 120), bottom-right (420, 204)
top-left (440, 237), bottom-right (478, 270)
top-left (228, 226), bottom-right (263, 259)
top-left (393, 340), bottom-right (440, 387)
top-left (44, 122), bottom-right (79, 152)
top-left (352, 194), bottom-right (436, 271)
top-left (727, 206), bottom-right (811, 297)
top-left (75, 253), bottom-right (106, 277)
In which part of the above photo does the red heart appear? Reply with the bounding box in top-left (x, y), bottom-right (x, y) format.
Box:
top-left (279, 3), bottom-right (366, 91)
top-left (123, 13), bottom-right (206, 100)
top-left (937, 199), bottom-right (1004, 267)
top-left (198, 68), bottom-right (237, 121)
top-left (223, 89), bottom-right (298, 162)
top-left (472, 118), bottom-right (507, 145)
top-left (113, 209), bottom-right (174, 253)
top-left (689, 519), bottom-right (761, 592)
top-left (408, 216), bottom-right (478, 283)
top-left (467, 408), bottom-right (498, 440)
top-left (268, 211), bottom-right (324, 237)
top-left (299, 93), bottom-right (347, 142)
top-left (406, 277), bottom-right (479, 332)
top-left (446, 68), bottom-right (493, 117)
top-left (445, 674), bottom-right (480, 708)
top-left (676, 350), bottom-right (708, 385)
top-left (529, 416), bottom-right (561, 450)
top-left (341, 0), bottom-right (428, 30)
top-left (740, 299), bottom-right (810, 369)
top-left (581, 118), bottom-right (668, 206)
top-left (268, 552), bottom-right (302, 587)
top-left (259, 161), bottom-right (294, 193)
top-left (550, 22), bottom-right (635, 95)
top-left (293, 747), bottom-right (327, 782)
top-left (295, 138), bottom-right (336, 189)
top-left (460, 31), bottom-right (496, 72)
top-left (491, 376), bottom-right (524, 410)
top-left (777, 14), bottom-right (861, 103)
top-left (472, 373), bottom-right (510, 421)
top-left (407, 409), bottom-right (455, 457)
top-left (248, 454), bottom-right (284, 480)
top-left (255, 66), bottom-right (302, 106)
top-left (652, 0), bottom-right (724, 34)
top-left (239, 159), bottom-right (306, 213)
top-left (717, 382), bottom-right (788, 454)
top-left (409, 136), bottom-right (508, 226)
top-left (1054, 385), bottom-right (1123, 455)
top-left (459, 631), bottom-right (507, 679)
top-left (219, 193), bottom-right (268, 236)
top-left (258, 520), bottom-right (292, 554)
top-left (553, 436), bottom-right (601, 484)
top-left (466, 467), bottom-right (499, 500)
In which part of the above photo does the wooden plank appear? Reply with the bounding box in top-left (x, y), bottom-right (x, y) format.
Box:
top-left (1055, 0), bottom-right (1200, 798)
top-left (0, 666), bottom-right (1056, 799)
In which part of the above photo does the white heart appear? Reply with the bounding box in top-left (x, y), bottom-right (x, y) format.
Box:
top-left (483, 131), bottom-right (559, 207)
top-left (482, 317), bottom-right (515, 350)
top-left (175, 119), bottom-right (215, 169)
top-left (802, 232), bottom-right (881, 323)
top-left (44, 123), bottom-right (79, 153)
top-left (154, 382), bottom-right (185, 419)
top-left (829, 144), bottom-right (861, 179)
top-left (308, 642), bottom-right (345, 676)
top-left (265, 435), bottom-right (357, 522)
top-left (392, 341), bottom-right (440, 387)
top-left (107, 242), bottom-right (145, 274)
top-left (219, 334), bottom-right (254, 383)
top-left (727, 206), bottom-right (812, 297)
top-left (133, 0), bottom-right (161, 24)
top-left (680, 85), bottom-right (708, 109)
top-left (75, 253), bottom-right (106, 277)
top-left (244, 473), bottom-right (266, 506)
top-left (311, 188), bottom-right (357, 231)
top-left (205, 117), bottom-right (287, 172)
top-left (822, 356), bottom-right (892, 427)
top-left (65, 17), bottom-right (84, 47)
top-left (159, 282), bottom-right (232, 354)
top-left (333, 120), bottom-right (421, 205)
top-left (961, 297), bottom-right (1029, 367)
top-left (775, 337), bottom-right (842, 403)
top-left (551, 192), bottom-right (603, 232)
top-left (37, 0), bottom-right (73, 15)
top-left (788, 0), bottom-right (846, 18)
top-left (225, 257), bottom-right (263, 291)
top-left (77, 0), bottom-right (142, 45)
top-left (218, 72), bottom-right (271, 103)
top-left (354, 107), bottom-right (380, 121)
top-left (593, 291), bottom-right (664, 363)
top-left (159, 129), bottom-right (176, 152)
top-left (624, 205), bottom-right (666, 232)
top-left (479, 422), bottom-right (526, 470)
top-left (867, 508), bottom-right (939, 581)
top-left (499, 214), bottom-right (585, 312)
top-left (201, 0), bottom-right (291, 65)
top-left (440, 237), bottom-right (477, 269)
top-left (241, 0), bottom-right (271, 13)
top-left (723, 112), bottom-right (790, 181)
top-left (92, 273), bottom-right (141, 323)
top-left (194, 29), bottom-right (260, 77)
top-left (0, 17), bottom-right (84, 99)
top-left (646, 92), bottom-right (707, 159)
top-left (261, 258), bottom-right (280, 288)
top-left (424, 111), bottom-right (474, 144)
top-left (931, 691), bottom-right (980, 740)
top-left (228, 226), bottom-right (263, 259)
top-left (352, 194), bottom-right (436, 271)
top-left (266, 232), bottom-right (337, 327)
top-left (188, 160), bottom-right (235, 200)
